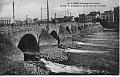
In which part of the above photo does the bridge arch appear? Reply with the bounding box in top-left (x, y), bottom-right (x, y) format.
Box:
top-left (50, 30), bottom-right (60, 45)
top-left (78, 26), bottom-right (81, 30)
top-left (66, 26), bottom-right (71, 34)
top-left (50, 30), bottom-right (59, 40)
top-left (18, 34), bottom-right (38, 52)
top-left (18, 34), bottom-right (39, 61)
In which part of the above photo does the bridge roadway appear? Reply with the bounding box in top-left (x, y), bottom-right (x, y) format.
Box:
top-left (0, 22), bottom-right (100, 61)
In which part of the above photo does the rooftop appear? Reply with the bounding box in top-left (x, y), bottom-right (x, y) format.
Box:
top-left (101, 10), bottom-right (113, 15)
top-left (87, 11), bottom-right (100, 16)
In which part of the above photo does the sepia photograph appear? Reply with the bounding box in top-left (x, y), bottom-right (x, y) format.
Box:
top-left (0, 0), bottom-right (119, 75)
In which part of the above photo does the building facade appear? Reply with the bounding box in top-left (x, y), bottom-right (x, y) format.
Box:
top-left (86, 11), bottom-right (100, 22)
top-left (52, 16), bottom-right (73, 23)
top-left (15, 20), bottom-right (23, 25)
top-left (79, 14), bottom-right (86, 22)
top-left (54, 18), bottom-right (63, 23)
top-left (100, 10), bottom-right (114, 22)
top-left (114, 7), bottom-right (119, 24)
top-left (0, 17), bottom-right (12, 25)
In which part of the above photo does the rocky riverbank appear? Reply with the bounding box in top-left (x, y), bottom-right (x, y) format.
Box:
top-left (1, 60), bottom-right (50, 75)
top-left (39, 45), bottom-right (68, 63)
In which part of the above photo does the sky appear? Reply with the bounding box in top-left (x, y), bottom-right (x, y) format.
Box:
top-left (0, 0), bottom-right (119, 20)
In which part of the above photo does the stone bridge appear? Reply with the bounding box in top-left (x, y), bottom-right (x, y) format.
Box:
top-left (0, 22), bottom-right (100, 61)
top-left (4, 22), bottom-right (94, 47)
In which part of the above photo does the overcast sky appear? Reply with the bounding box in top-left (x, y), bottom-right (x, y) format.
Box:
top-left (0, 0), bottom-right (119, 20)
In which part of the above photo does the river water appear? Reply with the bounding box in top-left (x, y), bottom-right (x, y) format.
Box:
top-left (41, 28), bottom-right (119, 75)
